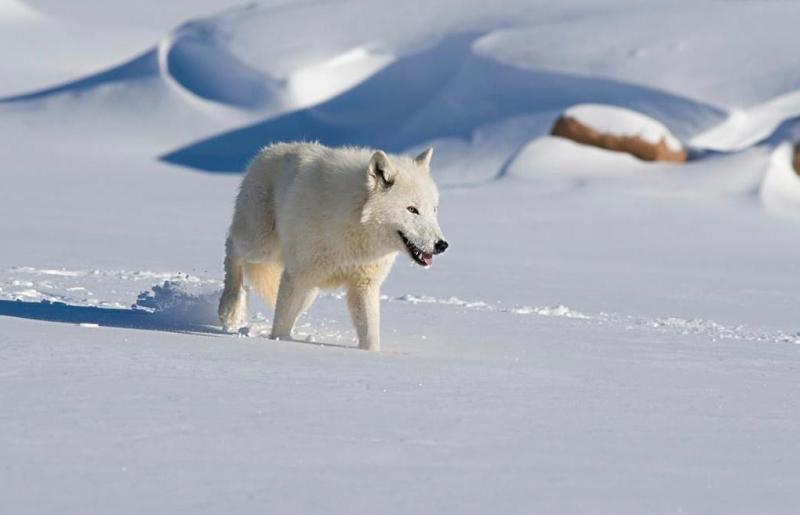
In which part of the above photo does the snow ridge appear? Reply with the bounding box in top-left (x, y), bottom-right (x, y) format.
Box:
top-left (2, 267), bottom-right (798, 346)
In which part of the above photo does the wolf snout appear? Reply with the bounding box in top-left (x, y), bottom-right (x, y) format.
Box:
top-left (434, 239), bottom-right (449, 254)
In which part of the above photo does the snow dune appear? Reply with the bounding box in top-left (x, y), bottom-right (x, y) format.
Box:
top-left (160, 32), bottom-right (720, 178)
top-left (6, 0), bottom-right (800, 184)
top-left (692, 92), bottom-right (800, 152)
top-left (760, 143), bottom-right (800, 219)
top-left (477, 3), bottom-right (800, 108)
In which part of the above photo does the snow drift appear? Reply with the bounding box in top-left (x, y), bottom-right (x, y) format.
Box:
top-left (760, 142), bottom-right (800, 219)
top-left (160, 33), bottom-right (718, 177)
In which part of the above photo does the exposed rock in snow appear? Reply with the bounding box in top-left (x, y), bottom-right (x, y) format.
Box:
top-left (794, 142), bottom-right (800, 174)
top-left (551, 104), bottom-right (687, 163)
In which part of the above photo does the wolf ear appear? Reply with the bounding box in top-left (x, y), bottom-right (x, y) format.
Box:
top-left (368, 150), bottom-right (396, 188)
top-left (414, 147), bottom-right (433, 168)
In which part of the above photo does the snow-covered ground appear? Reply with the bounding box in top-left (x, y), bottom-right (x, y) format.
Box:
top-left (2, 1), bottom-right (800, 513)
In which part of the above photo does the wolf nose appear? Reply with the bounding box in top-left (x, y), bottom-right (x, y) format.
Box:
top-left (434, 239), bottom-right (449, 254)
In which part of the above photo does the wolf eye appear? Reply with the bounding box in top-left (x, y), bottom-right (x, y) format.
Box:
top-left (407, 206), bottom-right (419, 215)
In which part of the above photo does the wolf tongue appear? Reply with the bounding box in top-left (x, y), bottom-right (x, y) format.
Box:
top-left (422, 253), bottom-right (433, 266)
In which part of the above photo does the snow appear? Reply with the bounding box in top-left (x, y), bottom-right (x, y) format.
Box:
top-left (287, 46), bottom-right (394, 110)
top-left (691, 92), bottom-right (800, 152)
top-left (563, 103), bottom-right (683, 151)
top-left (474, 3), bottom-right (800, 108)
top-left (0, 0), bottom-right (40, 21)
top-left (760, 143), bottom-right (800, 219)
top-left (3, 1), bottom-right (800, 513)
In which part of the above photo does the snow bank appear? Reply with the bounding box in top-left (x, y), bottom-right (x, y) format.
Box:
top-left (692, 92), bottom-right (800, 152)
top-left (134, 280), bottom-right (221, 326)
top-left (760, 142), bottom-right (800, 219)
top-left (161, 35), bottom-right (713, 175)
top-left (473, 4), bottom-right (800, 109)
top-left (287, 46), bottom-right (394, 110)
top-left (505, 135), bottom-right (647, 182)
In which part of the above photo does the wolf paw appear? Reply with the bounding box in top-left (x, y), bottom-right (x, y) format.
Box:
top-left (218, 294), bottom-right (247, 332)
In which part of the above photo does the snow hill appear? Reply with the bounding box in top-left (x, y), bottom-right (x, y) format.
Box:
top-left (3, 1), bottom-right (800, 513)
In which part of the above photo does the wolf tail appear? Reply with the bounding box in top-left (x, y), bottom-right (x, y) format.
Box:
top-left (244, 261), bottom-right (282, 307)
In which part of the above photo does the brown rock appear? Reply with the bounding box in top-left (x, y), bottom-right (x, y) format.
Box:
top-left (550, 115), bottom-right (687, 163)
top-left (794, 142), bottom-right (800, 176)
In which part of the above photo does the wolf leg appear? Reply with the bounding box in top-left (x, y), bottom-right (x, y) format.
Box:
top-left (270, 270), bottom-right (318, 340)
top-left (244, 261), bottom-right (282, 308)
top-left (346, 284), bottom-right (381, 351)
top-left (218, 238), bottom-right (248, 332)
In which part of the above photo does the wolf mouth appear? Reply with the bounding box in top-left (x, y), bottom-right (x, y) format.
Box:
top-left (398, 231), bottom-right (433, 267)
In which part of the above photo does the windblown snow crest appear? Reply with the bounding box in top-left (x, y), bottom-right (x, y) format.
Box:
top-left (0, 4), bottom-right (394, 121)
top-left (157, 19), bottom-right (277, 109)
top-left (0, 12), bottom-right (280, 111)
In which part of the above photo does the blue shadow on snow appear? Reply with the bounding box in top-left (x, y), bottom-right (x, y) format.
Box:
top-left (0, 300), bottom-right (224, 336)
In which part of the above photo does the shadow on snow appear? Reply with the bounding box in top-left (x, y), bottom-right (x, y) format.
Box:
top-left (0, 299), bottom-right (359, 349)
top-left (0, 299), bottom-right (224, 336)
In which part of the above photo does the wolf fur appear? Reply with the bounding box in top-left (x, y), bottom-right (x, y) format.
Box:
top-left (218, 142), bottom-right (448, 351)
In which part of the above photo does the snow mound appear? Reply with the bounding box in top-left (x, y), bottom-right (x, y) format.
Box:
top-left (134, 280), bottom-right (221, 326)
top-left (505, 135), bottom-right (647, 181)
top-left (159, 16), bottom-right (392, 112)
top-left (0, 2), bottom-right (399, 116)
top-left (0, 5), bottom-right (399, 153)
top-left (161, 34), bottom-right (716, 175)
top-left (691, 91), bottom-right (800, 152)
top-left (287, 46), bottom-right (394, 111)
top-left (473, 4), bottom-right (800, 109)
top-left (1, 13), bottom-right (283, 112)
top-left (760, 142), bottom-right (800, 219)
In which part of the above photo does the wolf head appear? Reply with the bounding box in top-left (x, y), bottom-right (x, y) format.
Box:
top-left (362, 147), bottom-right (448, 267)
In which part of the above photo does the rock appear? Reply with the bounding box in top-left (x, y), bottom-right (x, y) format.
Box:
top-left (550, 104), bottom-right (687, 163)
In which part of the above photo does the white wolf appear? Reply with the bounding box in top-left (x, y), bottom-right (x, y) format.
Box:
top-left (218, 142), bottom-right (448, 351)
